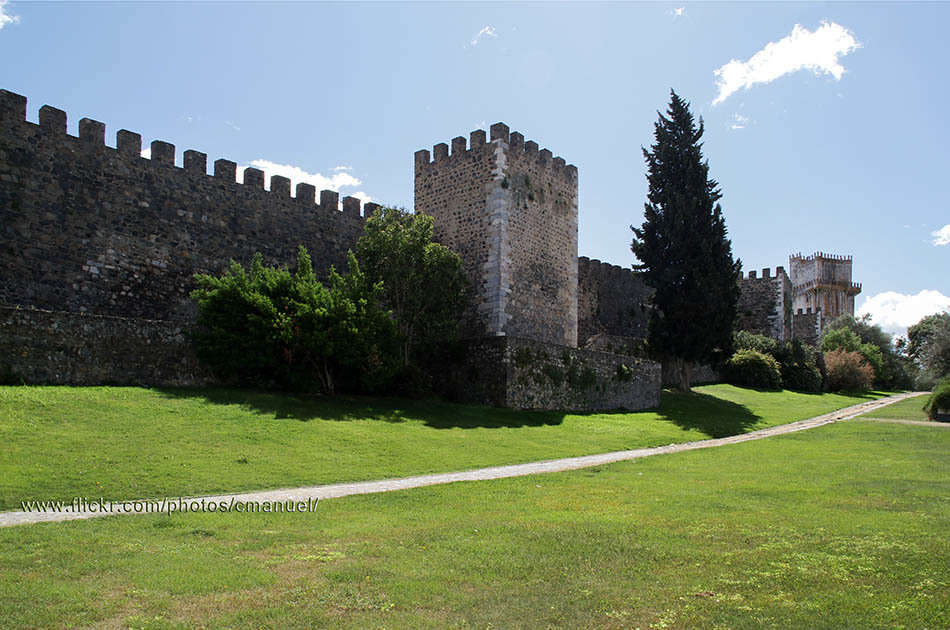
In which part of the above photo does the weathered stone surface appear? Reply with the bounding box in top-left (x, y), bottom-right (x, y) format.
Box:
top-left (577, 257), bottom-right (651, 345)
top-left (0, 94), bottom-right (366, 324)
top-left (415, 125), bottom-right (578, 347)
top-left (0, 306), bottom-right (213, 385)
top-left (442, 337), bottom-right (660, 411)
top-left (737, 267), bottom-right (792, 342)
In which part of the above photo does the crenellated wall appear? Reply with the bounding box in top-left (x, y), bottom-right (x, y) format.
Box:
top-left (414, 122), bottom-right (578, 347)
top-left (0, 89), bottom-right (375, 323)
top-left (576, 256), bottom-right (651, 346)
top-left (736, 266), bottom-right (792, 342)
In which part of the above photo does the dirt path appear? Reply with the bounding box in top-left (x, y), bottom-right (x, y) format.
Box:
top-left (0, 391), bottom-right (928, 528)
top-left (854, 416), bottom-right (947, 427)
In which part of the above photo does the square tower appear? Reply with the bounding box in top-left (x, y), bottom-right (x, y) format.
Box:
top-left (414, 123), bottom-right (579, 347)
top-left (789, 252), bottom-right (862, 321)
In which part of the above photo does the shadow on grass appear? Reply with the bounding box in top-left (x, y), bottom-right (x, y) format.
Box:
top-left (152, 387), bottom-right (566, 429)
top-left (658, 389), bottom-right (762, 438)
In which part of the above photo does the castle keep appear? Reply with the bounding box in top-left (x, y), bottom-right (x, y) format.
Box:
top-left (0, 87), bottom-right (857, 406)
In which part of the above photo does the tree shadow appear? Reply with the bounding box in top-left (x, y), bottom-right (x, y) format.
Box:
top-left (657, 389), bottom-right (762, 438)
top-left (151, 386), bottom-right (565, 429)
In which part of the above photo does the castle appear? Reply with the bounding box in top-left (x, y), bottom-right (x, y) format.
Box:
top-left (0, 88), bottom-right (857, 409)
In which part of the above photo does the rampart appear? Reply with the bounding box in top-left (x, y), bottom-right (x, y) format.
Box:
top-left (577, 256), bottom-right (651, 346)
top-left (414, 123), bottom-right (578, 347)
top-left (442, 336), bottom-right (661, 411)
top-left (0, 89), bottom-right (373, 324)
top-left (737, 266), bottom-right (792, 341)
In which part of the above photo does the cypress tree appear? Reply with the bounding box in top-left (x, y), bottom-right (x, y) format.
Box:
top-left (631, 90), bottom-right (741, 391)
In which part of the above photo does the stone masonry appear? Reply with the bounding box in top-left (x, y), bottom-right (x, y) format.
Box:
top-left (0, 89), bottom-right (374, 324)
top-left (414, 123), bottom-right (579, 347)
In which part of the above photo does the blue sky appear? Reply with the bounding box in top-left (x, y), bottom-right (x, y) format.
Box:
top-left (1, 1), bottom-right (947, 337)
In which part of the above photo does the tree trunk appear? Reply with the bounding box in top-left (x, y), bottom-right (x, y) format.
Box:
top-left (679, 360), bottom-right (692, 393)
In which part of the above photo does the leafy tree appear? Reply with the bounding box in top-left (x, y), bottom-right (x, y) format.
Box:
top-left (190, 246), bottom-right (399, 394)
top-left (631, 90), bottom-right (741, 391)
top-left (907, 312), bottom-right (950, 386)
top-left (356, 206), bottom-right (468, 371)
top-left (824, 349), bottom-right (874, 392)
top-left (823, 314), bottom-right (911, 389)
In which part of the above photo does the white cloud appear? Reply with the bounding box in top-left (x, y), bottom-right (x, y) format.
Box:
top-left (857, 290), bottom-right (950, 338)
top-left (140, 147), bottom-right (151, 159)
top-left (331, 165), bottom-right (352, 172)
top-left (730, 113), bottom-right (749, 130)
top-left (671, 7), bottom-right (686, 17)
top-left (0, 0), bottom-right (19, 30)
top-left (471, 26), bottom-right (496, 46)
top-left (713, 21), bottom-right (861, 105)
top-left (932, 224), bottom-right (950, 246)
top-left (243, 159), bottom-right (372, 206)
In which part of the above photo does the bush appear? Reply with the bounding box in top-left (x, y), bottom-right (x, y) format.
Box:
top-left (733, 331), bottom-right (780, 357)
top-left (924, 379), bottom-right (950, 421)
top-left (780, 362), bottom-right (823, 393)
top-left (774, 339), bottom-right (823, 393)
top-left (823, 349), bottom-right (874, 392)
top-left (191, 247), bottom-right (400, 394)
top-left (725, 349), bottom-right (782, 390)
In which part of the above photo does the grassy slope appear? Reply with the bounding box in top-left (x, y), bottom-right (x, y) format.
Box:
top-left (0, 385), bottom-right (886, 511)
top-left (0, 420), bottom-right (945, 629)
top-left (861, 394), bottom-right (931, 421)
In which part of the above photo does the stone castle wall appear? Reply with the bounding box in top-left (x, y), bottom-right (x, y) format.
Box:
top-left (0, 89), bottom-right (371, 323)
top-left (0, 306), bottom-right (211, 386)
top-left (414, 123), bottom-right (578, 347)
top-left (577, 256), bottom-right (651, 346)
top-left (443, 336), bottom-right (661, 411)
top-left (736, 267), bottom-right (792, 342)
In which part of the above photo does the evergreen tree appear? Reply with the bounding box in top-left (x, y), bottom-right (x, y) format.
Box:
top-left (631, 90), bottom-right (741, 391)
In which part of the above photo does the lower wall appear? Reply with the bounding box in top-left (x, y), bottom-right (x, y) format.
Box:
top-left (661, 362), bottom-right (721, 388)
top-left (0, 306), bottom-right (213, 386)
top-left (444, 336), bottom-right (661, 411)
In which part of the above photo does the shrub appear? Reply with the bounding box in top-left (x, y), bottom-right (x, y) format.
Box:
top-left (823, 349), bottom-right (874, 392)
top-left (725, 349), bottom-right (782, 390)
top-left (191, 247), bottom-right (400, 394)
top-left (780, 362), bottom-right (823, 393)
top-left (734, 331), bottom-right (780, 358)
top-left (923, 379), bottom-right (950, 421)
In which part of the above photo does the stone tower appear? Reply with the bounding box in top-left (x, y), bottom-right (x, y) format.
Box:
top-left (789, 252), bottom-right (862, 321)
top-left (414, 123), bottom-right (579, 347)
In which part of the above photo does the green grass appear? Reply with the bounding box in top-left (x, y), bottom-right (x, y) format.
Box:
top-left (0, 385), bottom-right (887, 511)
top-left (861, 394), bottom-right (931, 421)
top-left (0, 420), bottom-right (945, 629)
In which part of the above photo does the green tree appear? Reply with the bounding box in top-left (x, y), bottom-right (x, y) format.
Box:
top-left (356, 206), bottom-right (468, 371)
top-left (907, 312), bottom-right (950, 385)
top-left (190, 246), bottom-right (399, 393)
top-left (823, 314), bottom-right (911, 389)
top-left (631, 90), bottom-right (741, 391)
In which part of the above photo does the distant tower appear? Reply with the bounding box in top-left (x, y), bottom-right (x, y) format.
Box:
top-left (414, 123), bottom-right (579, 347)
top-left (789, 252), bottom-right (862, 321)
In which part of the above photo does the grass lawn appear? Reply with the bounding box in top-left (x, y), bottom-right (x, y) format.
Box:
top-left (861, 393), bottom-right (931, 421)
top-left (0, 419), bottom-right (946, 628)
top-left (0, 385), bottom-right (889, 511)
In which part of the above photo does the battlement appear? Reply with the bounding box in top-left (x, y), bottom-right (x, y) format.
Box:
top-left (415, 121), bottom-right (577, 181)
top-left (741, 266), bottom-right (788, 281)
top-left (0, 89), bottom-right (377, 218)
top-left (792, 279), bottom-right (862, 293)
top-left (578, 256), bottom-right (634, 279)
top-left (790, 251), bottom-right (853, 262)
top-left (0, 88), bottom-right (374, 323)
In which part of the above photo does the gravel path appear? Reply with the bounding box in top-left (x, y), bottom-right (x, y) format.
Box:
top-left (0, 391), bottom-right (928, 528)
